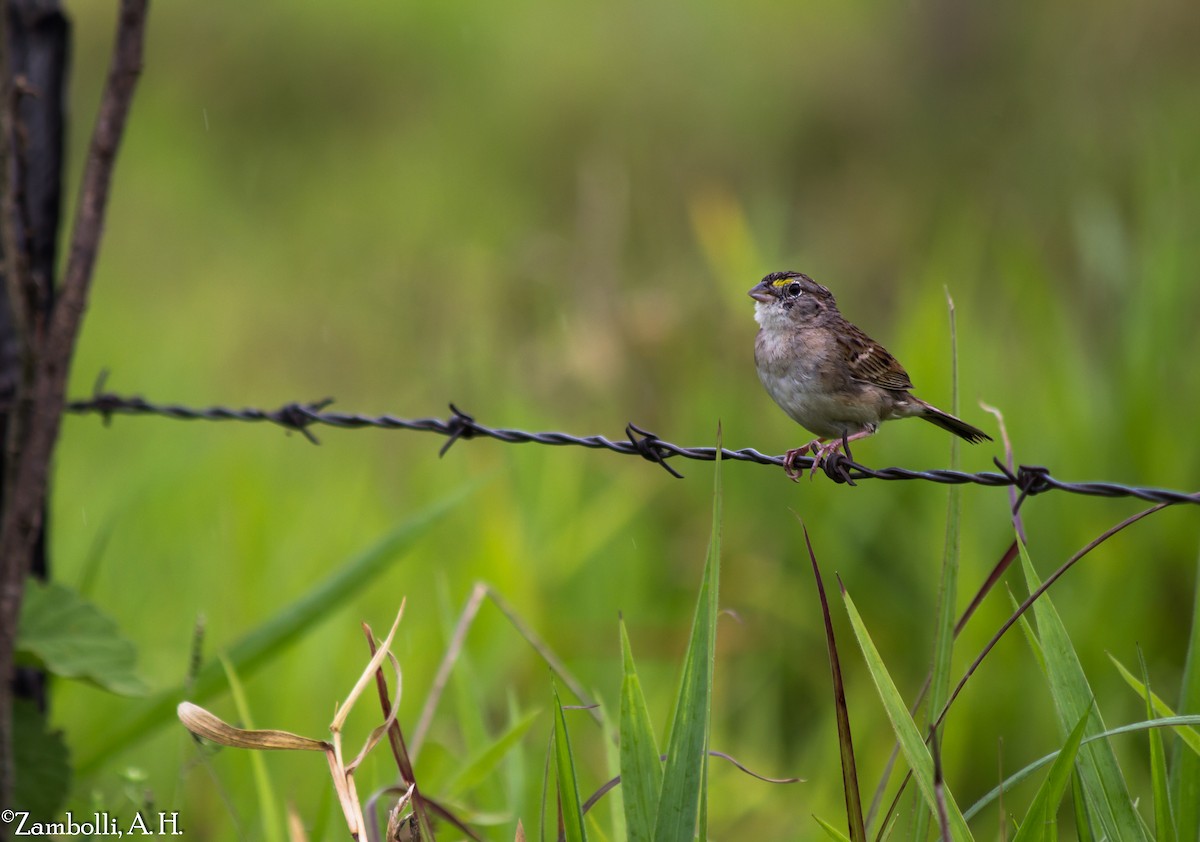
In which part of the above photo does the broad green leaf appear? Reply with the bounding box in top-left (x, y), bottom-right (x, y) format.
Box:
top-left (1012, 703), bottom-right (1092, 842)
top-left (79, 488), bottom-right (471, 773)
top-left (14, 699), bottom-right (71, 821)
top-left (1017, 538), bottom-right (1147, 841)
top-left (654, 431), bottom-right (721, 842)
top-left (619, 619), bottom-right (662, 842)
top-left (842, 587), bottom-right (974, 840)
top-left (18, 580), bottom-right (149, 696)
top-left (553, 683), bottom-right (587, 842)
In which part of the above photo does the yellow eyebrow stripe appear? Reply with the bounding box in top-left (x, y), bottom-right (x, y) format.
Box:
top-left (770, 278), bottom-right (794, 287)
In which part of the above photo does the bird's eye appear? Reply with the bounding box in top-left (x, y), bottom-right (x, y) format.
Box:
top-left (786, 282), bottom-right (802, 297)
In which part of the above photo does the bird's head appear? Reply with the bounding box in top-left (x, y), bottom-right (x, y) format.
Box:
top-left (748, 271), bottom-right (835, 329)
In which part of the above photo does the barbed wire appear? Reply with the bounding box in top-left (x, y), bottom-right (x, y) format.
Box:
top-left (64, 391), bottom-right (1200, 507)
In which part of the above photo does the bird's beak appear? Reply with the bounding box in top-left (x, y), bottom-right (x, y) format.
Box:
top-left (748, 284), bottom-right (773, 303)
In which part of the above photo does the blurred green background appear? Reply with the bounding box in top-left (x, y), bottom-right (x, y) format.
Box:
top-left (47, 0), bottom-right (1200, 838)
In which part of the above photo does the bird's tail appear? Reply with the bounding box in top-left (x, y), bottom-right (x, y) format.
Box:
top-left (916, 400), bottom-right (992, 444)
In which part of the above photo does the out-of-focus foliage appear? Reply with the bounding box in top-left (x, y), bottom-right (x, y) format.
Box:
top-left (50, 0), bottom-right (1200, 837)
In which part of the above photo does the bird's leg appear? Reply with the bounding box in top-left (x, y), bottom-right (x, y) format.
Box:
top-left (806, 428), bottom-right (876, 479)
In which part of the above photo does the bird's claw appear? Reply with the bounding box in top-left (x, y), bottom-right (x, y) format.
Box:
top-left (783, 439), bottom-right (824, 481)
top-left (783, 437), bottom-right (855, 481)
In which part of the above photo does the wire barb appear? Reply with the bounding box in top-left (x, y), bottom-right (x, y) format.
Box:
top-left (63, 391), bottom-right (1200, 508)
top-left (625, 423), bottom-right (684, 479)
top-left (439, 404), bottom-right (478, 457)
top-left (272, 398), bottom-right (333, 444)
top-left (88, 370), bottom-right (123, 427)
top-left (820, 449), bottom-right (856, 486)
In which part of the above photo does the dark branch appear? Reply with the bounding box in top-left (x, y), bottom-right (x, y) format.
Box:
top-left (53, 0), bottom-right (146, 350)
top-left (64, 391), bottom-right (1200, 508)
top-left (0, 0), bottom-right (149, 812)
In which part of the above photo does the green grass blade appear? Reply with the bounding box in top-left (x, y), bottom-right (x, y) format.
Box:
top-left (598, 697), bottom-right (626, 842)
top-left (1109, 653), bottom-right (1200, 755)
top-left (221, 656), bottom-right (282, 842)
top-left (1137, 650), bottom-right (1177, 842)
top-left (540, 727), bottom-right (553, 842)
top-left (653, 580), bottom-right (713, 842)
top-left (1008, 586), bottom-right (1048, 677)
top-left (1017, 537), bottom-right (1148, 841)
top-left (1071, 770), bottom-right (1096, 842)
top-left (654, 431), bottom-right (722, 842)
top-left (1170, 541), bottom-right (1200, 841)
top-left (801, 524), bottom-right (865, 842)
top-left (919, 288), bottom-right (964, 842)
top-left (506, 690), bottom-right (530, 832)
top-left (966, 715), bottom-right (1200, 821)
top-left (442, 707), bottom-right (541, 799)
top-left (553, 682), bottom-right (588, 842)
top-left (586, 812), bottom-right (611, 842)
top-left (841, 584), bottom-right (974, 841)
top-left (619, 618), bottom-right (663, 842)
top-left (927, 474), bottom-right (961, 729)
top-left (434, 578), bottom-right (491, 769)
top-left (1011, 702), bottom-right (1092, 842)
top-left (917, 483), bottom-right (961, 842)
top-left (813, 814), bottom-right (855, 841)
top-left (78, 488), bottom-right (472, 773)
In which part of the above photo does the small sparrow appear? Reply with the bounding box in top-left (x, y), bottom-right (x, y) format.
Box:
top-left (749, 270), bottom-right (991, 478)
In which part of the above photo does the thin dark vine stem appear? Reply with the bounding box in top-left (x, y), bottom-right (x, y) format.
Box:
top-left (871, 502), bottom-right (1167, 842)
top-left (66, 390), bottom-right (1200, 507)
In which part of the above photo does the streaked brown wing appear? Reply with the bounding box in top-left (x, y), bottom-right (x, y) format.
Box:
top-left (837, 322), bottom-right (914, 391)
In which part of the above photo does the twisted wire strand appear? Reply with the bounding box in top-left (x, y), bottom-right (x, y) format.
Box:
top-left (65, 392), bottom-right (1200, 507)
